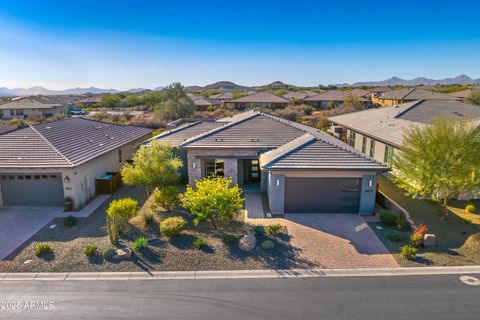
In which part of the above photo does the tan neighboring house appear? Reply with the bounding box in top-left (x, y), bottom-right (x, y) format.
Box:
top-left (210, 91), bottom-right (235, 103)
top-left (229, 92), bottom-right (290, 109)
top-left (192, 97), bottom-right (222, 111)
top-left (372, 87), bottom-right (459, 107)
top-left (282, 91), bottom-right (318, 104)
top-left (304, 90), bottom-right (370, 109)
top-left (0, 97), bottom-right (67, 120)
top-left (0, 118), bottom-right (152, 208)
top-left (328, 99), bottom-right (480, 168)
top-left (448, 87), bottom-right (480, 101)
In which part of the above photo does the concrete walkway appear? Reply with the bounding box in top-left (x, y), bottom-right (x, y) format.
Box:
top-left (0, 195), bottom-right (110, 260)
top-left (244, 192), bottom-right (264, 218)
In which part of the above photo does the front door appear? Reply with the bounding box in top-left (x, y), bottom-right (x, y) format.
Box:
top-left (248, 159), bottom-right (260, 181)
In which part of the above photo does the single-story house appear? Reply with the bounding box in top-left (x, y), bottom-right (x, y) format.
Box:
top-left (304, 90), bottom-right (371, 109)
top-left (192, 97), bottom-right (222, 111)
top-left (328, 99), bottom-right (480, 167)
top-left (0, 118), bottom-right (152, 208)
top-left (372, 88), bottom-right (459, 107)
top-left (0, 97), bottom-right (67, 120)
top-left (282, 91), bottom-right (318, 104)
top-left (210, 91), bottom-right (235, 103)
top-left (448, 87), bottom-right (480, 100)
top-left (76, 96), bottom-right (103, 107)
top-left (229, 92), bottom-right (290, 109)
top-left (151, 110), bottom-right (387, 214)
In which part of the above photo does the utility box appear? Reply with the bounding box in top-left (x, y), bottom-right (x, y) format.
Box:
top-left (95, 172), bottom-right (122, 194)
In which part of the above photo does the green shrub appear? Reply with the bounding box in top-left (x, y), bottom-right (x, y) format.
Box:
top-left (83, 245), bottom-right (98, 257)
top-left (34, 243), bottom-right (53, 256)
top-left (266, 224), bottom-right (283, 235)
top-left (261, 240), bottom-right (274, 250)
top-left (133, 236), bottom-right (147, 250)
top-left (386, 230), bottom-right (402, 242)
top-left (465, 204), bottom-right (476, 214)
top-left (160, 216), bottom-right (187, 237)
top-left (153, 186), bottom-right (179, 211)
top-left (251, 225), bottom-right (265, 236)
top-left (379, 210), bottom-right (398, 227)
top-left (192, 237), bottom-right (208, 249)
top-left (396, 217), bottom-right (409, 231)
top-left (102, 247), bottom-right (116, 260)
top-left (63, 215), bottom-right (77, 227)
top-left (106, 198), bottom-right (139, 245)
top-left (222, 234), bottom-right (237, 244)
top-left (142, 212), bottom-right (155, 228)
top-left (400, 245), bottom-right (417, 260)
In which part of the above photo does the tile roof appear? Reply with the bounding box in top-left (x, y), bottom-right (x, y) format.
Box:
top-left (150, 121), bottom-right (224, 147)
top-left (193, 97), bottom-right (222, 107)
top-left (329, 99), bottom-right (480, 147)
top-left (230, 92), bottom-right (290, 103)
top-left (345, 89), bottom-right (371, 97)
top-left (304, 90), bottom-right (370, 102)
top-left (378, 88), bottom-right (459, 101)
top-left (0, 124), bottom-right (15, 135)
top-left (0, 97), bottom-right (63, 110)
top-left (0, 118), bottom-right (152, 168)
top-left (282, 91), bottom-right (318, 100)
top-left (260, 134), bottom-right (387, 171)
top-left (210, 92), bottom-right (234, 100)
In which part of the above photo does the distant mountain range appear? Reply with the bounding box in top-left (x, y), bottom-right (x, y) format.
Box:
top-left (348, 74), bottom-right (480, 87)
top-left (185, 80), bottom-right (293, 92)
top-left (0, 86), bottom-right (164, 96)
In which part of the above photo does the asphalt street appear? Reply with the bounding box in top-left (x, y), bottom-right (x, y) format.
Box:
top-left (0, 274), bottom-right (479, 320)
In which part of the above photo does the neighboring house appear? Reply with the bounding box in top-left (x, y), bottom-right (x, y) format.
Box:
top-left (282, 91), bottom-right (318, 104)
top-left (0, 97), bottom-right (67, 120)
top-left (372, 87), bottom-right (459, 107)
top-left (229, 92), bottom-right (290, 109)
top-left (76, 96), bottom-right (103, 107)
top-left (152, 110), bottom-right (387, 214)
top-left (210, 91), bottom-right (234, 103)
top-left (328, 99), bottom-right (480, 167)
top-left (304, 90), bottom-right (370, 108)
top-left (192, 97), bottom-right (222, 111)
top-left (0, 118), bottom-right (152, 208)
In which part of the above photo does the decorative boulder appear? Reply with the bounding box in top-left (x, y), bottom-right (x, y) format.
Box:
top-left (424, 234), bottom-right (437, 247)
top-left (113, 247), bottom-right (132, 260)
top-left (239, 233), bottom-right (257, 251)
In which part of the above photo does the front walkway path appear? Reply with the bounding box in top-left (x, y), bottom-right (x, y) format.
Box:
top-left (244, 192), bottom-right (265, 218)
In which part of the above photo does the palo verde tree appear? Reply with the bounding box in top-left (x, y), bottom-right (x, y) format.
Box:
top-left (154, 83), bottom-right (195, 120)
top-left (106, 198), bottom-right (139, 244)
top-left (121, 141), bottom-right (183, 196)
top-left (392, 117), bottom-right (480, 219)
top-left (181, 177), bottom-right (244, 230)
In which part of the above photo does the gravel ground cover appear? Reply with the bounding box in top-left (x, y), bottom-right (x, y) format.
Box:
top-left (0, 186), bottom-right (296, 272)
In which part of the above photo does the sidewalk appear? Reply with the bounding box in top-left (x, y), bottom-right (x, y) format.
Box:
top-left (1, 266), bottom-right (480, 281)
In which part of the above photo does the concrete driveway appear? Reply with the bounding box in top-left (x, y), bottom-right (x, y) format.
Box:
top-left (0, 206), bottom-right (64, 260)
top-left (247, 212), bottom-right (399, 268)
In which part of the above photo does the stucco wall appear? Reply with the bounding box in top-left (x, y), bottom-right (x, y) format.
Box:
top-left (0, 106), bottom-right (67, 120)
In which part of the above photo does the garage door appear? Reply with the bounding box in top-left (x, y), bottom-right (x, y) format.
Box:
top-left (284, 178), bottom-right (360, 213)
top-left (0, 173), bottom-right (64, 206)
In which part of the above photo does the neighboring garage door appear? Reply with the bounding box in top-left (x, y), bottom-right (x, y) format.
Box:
top-left (0, 173), bottom-right (64, 206)
top-left (284, 178), bottom-right (360, 213)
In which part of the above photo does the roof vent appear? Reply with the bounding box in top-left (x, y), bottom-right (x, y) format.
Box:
top-left (251, 138), bottom-right (260, 142)
top-left (99, 143), bottom-right (104, 146)
top-left (215, 138), bottom-right (224, 142)
top-left (45, 126), bottom-right (52, 129)
top-left (87, 138), bottom-right (93, 143)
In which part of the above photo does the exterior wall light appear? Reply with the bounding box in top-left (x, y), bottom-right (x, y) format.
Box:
top-left (276, 179), bottom-right (280, 187)
top-left (64, 176), bottom-right (70, 184)
top-left (368, 179), bottom-right (373, 188)
top-left (192, 162), bottom-right (196, 168)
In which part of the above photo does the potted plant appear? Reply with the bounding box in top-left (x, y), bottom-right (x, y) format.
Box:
top-left (64, 196), bottom-right (73, 211)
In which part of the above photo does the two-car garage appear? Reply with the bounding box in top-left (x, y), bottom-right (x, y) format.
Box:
top-left (284, 177), bottom-right (361, 213)
top-left (0, 173), bottom-right (65, 206)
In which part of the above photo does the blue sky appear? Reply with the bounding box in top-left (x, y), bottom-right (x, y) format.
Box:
top-left (0, 0), bottom-right (479, 90)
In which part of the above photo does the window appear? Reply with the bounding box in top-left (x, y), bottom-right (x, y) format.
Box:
top-left (205, 159), bottom-right (224, 178)
top-left (384, 145), bottom-right (395, 167)
top-left (361, 136), bottom-right (367, 153)
top-left (369, 140), bottom-right (376, 158)
top-left (348, 131), bottom-right (356, 147)
top-left (118, 149), bottom-right (122, 163)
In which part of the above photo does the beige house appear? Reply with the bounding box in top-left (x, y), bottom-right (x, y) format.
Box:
top-left (229, 92), bottom-right (290, 109)
top-left (0, 97), bottom-right (67, 119)
top-left (0, 118), bottom-right (152, 208)
top-left (372, 88), bottom-right (459, 107)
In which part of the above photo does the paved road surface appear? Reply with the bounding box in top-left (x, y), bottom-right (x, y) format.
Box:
top-left (0, 274), bottom-right (479, 319)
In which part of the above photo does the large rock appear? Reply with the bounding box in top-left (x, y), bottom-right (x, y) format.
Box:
top-left (239, 233), bottom-right (257, 251)
top-left (113, 247), bottom-right (132, 260)
top-left (424, 234), bottom-right (437, 247)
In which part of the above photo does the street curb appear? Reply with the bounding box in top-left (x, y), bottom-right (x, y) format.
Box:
top-left (1, 266), bottom-right (480, 281)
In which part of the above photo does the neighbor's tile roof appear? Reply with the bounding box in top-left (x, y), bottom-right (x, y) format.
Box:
top-left (0, 124), bottom-right (15, 135)
top-left (378, 88), bottom-right (459, 101)
top-left (304, 90), bottom-right (369, 102)
top-left (328, 99), bottom-right (480, 147)
top-left (345, 88), bottom-right (372, 97)
top-left (0, 118), bottom-right (152, 168)
top-left (150, 121), bottom-right (224, 147)
top-left (282, 91), bottom-right (318, 101)
top-left (193, 97), bottom-right (222, 107)
top-left (230, 92), bottom-right (290, 103)
top-left (210, 91), bottom-right (234, 100)
top-left (260, 134), bottom-right (387, 171)
top-left (0, 97), bottom-right (64, 110)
